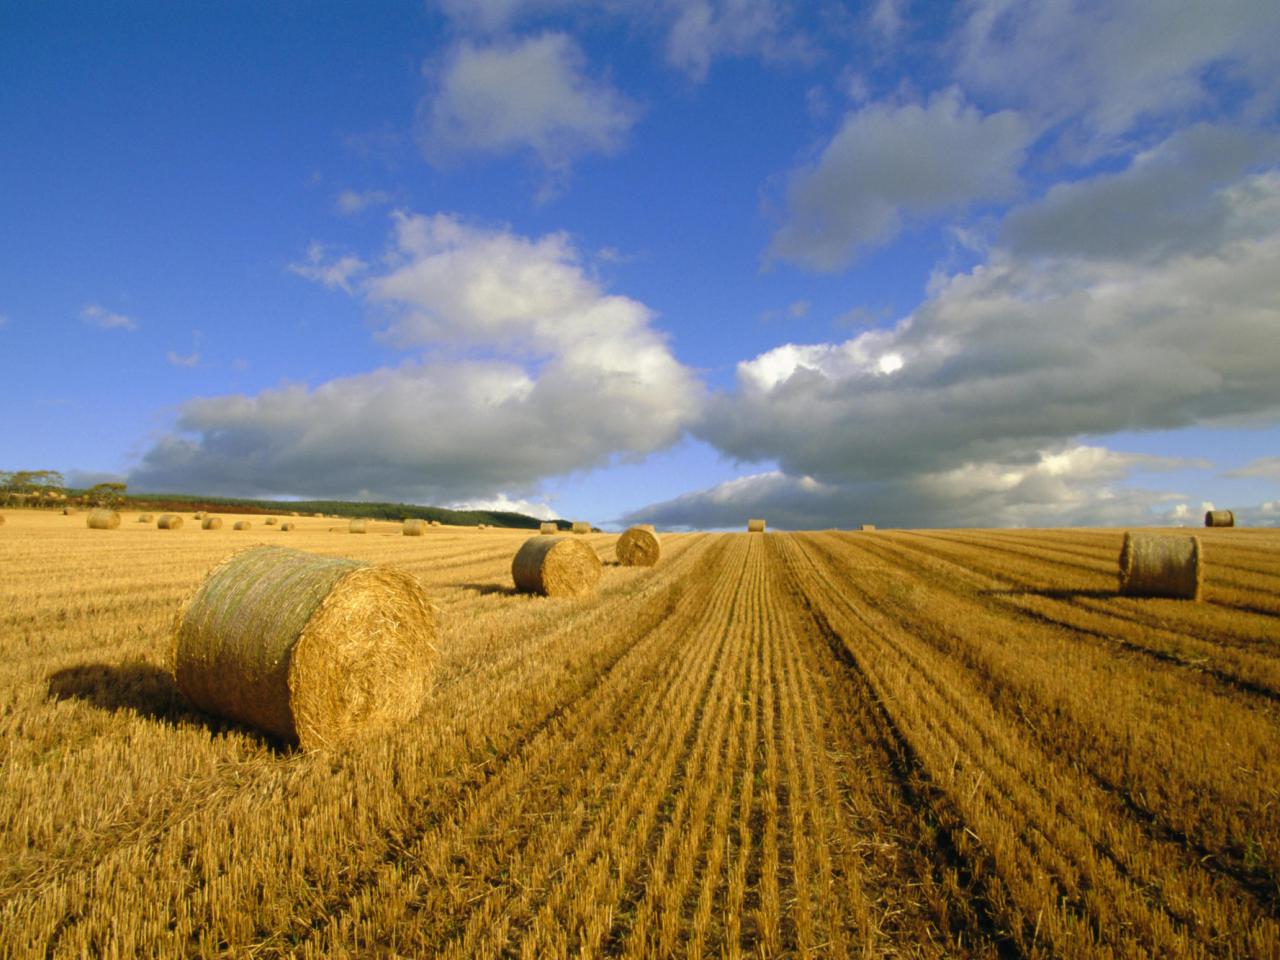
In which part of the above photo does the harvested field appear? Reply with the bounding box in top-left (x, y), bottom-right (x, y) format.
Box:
top-left (1, 512), bottom-right (1278, 957)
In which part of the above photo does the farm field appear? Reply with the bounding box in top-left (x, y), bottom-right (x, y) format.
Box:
top-left (1, 510), bottom-right (1279, 958)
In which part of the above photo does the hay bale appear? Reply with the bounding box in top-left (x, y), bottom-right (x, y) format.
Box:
top-left (1204, 510), bottom-right (1235, 528)
top-left (477, 523), bottom-right (488, 530)
top-left (571, 521), bottom-right (591, 534)
top-left (265, 517), bottom-right (278, 526)
top-left (1118, 533), bottom-right (1201, 600)
top-left (233, 520), bottom-right (251, 531)
top-left (403, 519), bottom-right (428, 536)
top-left (860, 524), bottom-right (877, 532)
top-left (539, 521), bottom-right (558, 535)
top-left (313, 513), bottom-right (324, 518)
top-left (430, 520), bottom-right (441, 527)
top-left (747, 518), bottom-right (766, 533)
top-left (512, 536), bottom-right (602, 598)
top-left (158, 514), bottom-right (184, 530)
top-left (63, 507), bottom-right (77, 516)
top-left (290, 511), bottom-right (300, 517)
top-left (172, 545), bottom-right (437, 748)
top-left (194, 512), bottom-right (205, 520)
top-left (617, 525), bottom-right (661, 567)
top-left (202, 517), bottom-right (223, 530)
top-left (349, 519), bottom-right (368, 534)
top-left (86, 509), bottom-right (121, 530)
top-left (280, 522), bottom-right (295, 532)
top-left (138, 513), bottom-right (153, 523)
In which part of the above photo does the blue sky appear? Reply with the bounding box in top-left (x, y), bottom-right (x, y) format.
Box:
top-left (3, 0), bottom-right (1279, 529)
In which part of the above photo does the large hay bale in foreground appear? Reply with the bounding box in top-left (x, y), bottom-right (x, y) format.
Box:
top-left (571, 521), bottom-right (591, 534)
top-left (158, 514), bottom-right (184, 530)
top-left (233, 520), bottom-right (251, 531)
top-left (1118, 533), bottom-right (1201, 600)
top-left (172, 545), bottom-right (437, 748)
top-left (539, 521), bottom-right (558, 535)
top-left (1204, 510), bottom-right (1235, 528)
top-left (280, 522), bottom-right (295, 532)
top-left (86, 509), bottom-right (121, 530)
top-left (617, 525), bottom-right (661, 567)
top-left (512, 536), bottom-right (602, 598)
top-left (349, 519), bottom-right (368, 534)
top-left (747, 518), bottom-right (766, 533)
top-left (202, 517), bottom-right (223, 530)
top-left (265, 517), bottom-right (278, 526)
top-left (403, 519), bottom-right (428, 536)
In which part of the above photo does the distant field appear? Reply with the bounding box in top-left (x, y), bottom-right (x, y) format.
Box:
top-left (1, 510), bottom-right (1278, 957)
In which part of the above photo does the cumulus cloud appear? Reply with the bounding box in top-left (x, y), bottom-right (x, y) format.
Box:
top-left (165, 350), bottom-right (201, 368)
top-left (767, 88), bottom-right (1031, 270)
top-left (335, 189), bottom-right (391, 215)
top-left (131, 213), bottom-right (702, 503)
top-left (80, 304), bottom-right (139, 332)
top-left (418, 32), bottom-right (638, 181)
top-left (663, 0), bottom-right (808, 81)
top-left (448, 492), bottom-right (559, 519)
top-left (626, 446), bottom-right (1208, 530)
top-left (287, 242), bottom-right (367, 292)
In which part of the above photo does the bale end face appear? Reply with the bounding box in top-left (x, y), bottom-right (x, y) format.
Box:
top-left (1118, 533), bottom-right (1201, 600)
top-left (86, 509), bottom-right (121, 530)
top-left (747, 518), bottom-right (766, 533)
top-left (1204, 510), bottom-right (1235, 528)
top-left (172, 545), bottom-right (438, 749)
top-left (617, 525), bottom-right (661, 567)
top-left (512, 536), bottom-right (602, 598)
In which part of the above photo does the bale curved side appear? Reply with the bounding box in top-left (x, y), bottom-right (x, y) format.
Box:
top-left (403, 519), bottom-right (428, 536)
top-left (173, 545), bottom-right (437, 748)
top-left (1118, 533), bottom-right (1201, 600)
top-left (512, 536), bottom-right (602, 598)
top-left (1204, 510), bottom-right (1235, 528)
top-left (86, 509), bottom-right (121, 530)
top-left (617, 526), bottom-right (661, 567)
top-left (158, 514), bottom-right (184, 530)
top-left (202, 517), bottom-right (223, 530)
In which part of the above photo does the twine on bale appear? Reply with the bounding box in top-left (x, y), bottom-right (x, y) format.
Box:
top-left (1118, 533), bottom-right (1201, 600)
top-left (403, 519), bottom-right (428, 536)
top-left (158, 514), bottom-right (184, 530)
top-left (617, 525), bottom-right (661, 567)
top-left (571, 521), bottom-right (591, 534)
top-left (349, 519), bottom-right (368, 534)
top-left (172, 545), bottom-right (437, 749)
top-left (1205, 510), bottom-right (1235, 528)
top-left (202, 517), bottom-right (223, 530)
top-left (86, 509), bottom-right (121, 530)
top-left (512, 536), bottom-right (602, 598)
top-left (747, 518), bottom-right (766, 533)
top-left (539, 521), bottom-right (558, 535)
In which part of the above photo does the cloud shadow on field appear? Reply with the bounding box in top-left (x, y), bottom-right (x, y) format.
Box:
top-left (46, 660), bottom-right (286, 750)
top-left (980, 587), bottom-right (1117, 601)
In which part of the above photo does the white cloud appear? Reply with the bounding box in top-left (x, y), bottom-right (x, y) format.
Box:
top-left (80, 304), bottom-right (139, 332)
top-left (335, 189), bottom-right (391, 215)
top-left (767, 88), bottom-right (1032, 270)
top-left (418, 32), bottom-right (638, 182)
top-left (287, 242), bottom-right (367, 292)
top-left (165, 350), bottom-right (201, 368)
top-left (448, 493), bottom-right (559, 519)
top-left (1225, 456), bottom-right (1280, 479)
top-left (132, 213), bottom-right (702, 503)
top-left (663, 0), bottom-right (808, 81)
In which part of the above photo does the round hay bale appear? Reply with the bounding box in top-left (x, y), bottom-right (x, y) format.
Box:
top-left (233, 520), bottom-right (251, 531)
top-left (202, 517), bottom-right (223, 530)
top-left (194, 512), bottom-right (205, 520)
top-left (86, 509), bottom-right (121, 530)
top-left (539, 521), bottom-right (558, 535)
top-left (349, 519), bottom-right (368, 534)
top-left (313, 512), bottom-right (324, 518)
top-left (430, 520), bottom-right (442, 527)
top-left (477, 523), bottom-right (488, 530)
top-left (403, 519), bottom-right (428, 536)
top-left (571, 521), bottom-right (591, 534)
top-left (860, 524), bottom-right (877, 532)
top-left (617, 525), bottom-right (661, 567)
top-left (172, 545), bottom-right (437, 749)
top-left (265, 517), bottom-right (278, 526)
top-left (138, 513), bottom-right (154, 523)
top-left (280, 522), bottom-right (295, 531)
top-left (158, 514), bottom-right (184, 530)
top-left (63, 507), bottom-right (77, 516)
top-left (1118, 533), bottom-right (1201, 600)
top-left (290, 511), bottom-right (300, 517)
top-left (1204, 510), bottom-right (1235, 528)
top-left (747, 518), bottom-right (766, 533)
top-left (511, 536), bottom-right (602, 598)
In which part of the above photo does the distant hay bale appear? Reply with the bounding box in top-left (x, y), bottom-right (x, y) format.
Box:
top-left (86, 509), bottom-right (121, 530)
top-left (430, 520), bottom-right (442, 527)
top-left (64, 507), bottom-right (77, 516)
top-left (747, 518), bottom-right (766, 533)
top-left (617, 525), bottom-right (661, 567)
top-left (202, 517), bottom-right (223, 530)
top-left (280, 522), bottom-right (295, 531)
top-left (512, 536), bottom-right (602, 598)
top-left (233, 520), bottom-right (251, 531)
top-left (349, 519), bottom-right (368, 534)
top-left (313, 513), bottom-right (324, 518)
top-left (539, 521), bottom-right (558, 535)
top-left (403, 519), bottom-right (428, 536)
top-left (1118, 533), bottom-right (1201, 600)
top-left (290, 511), bottom-right (300, 517)
top-left (194, 512), bottom-right (205, 520)
top-left (1204, 510), bottom-right (1235, 528)
top-left (860, 524), bottom-right (877, 532)
top-left (572, 521), bottom-right (591, 534)
top-left (477, 523), bottom-right (488, 530)
top-left (265, 517), bottom-right (278, 526)
top-left (157, 514), bottom-right (184, 530)
top-left (138, 513), bottom-right (153, 523)
top-left (172, 545), bottom-right (437, 749)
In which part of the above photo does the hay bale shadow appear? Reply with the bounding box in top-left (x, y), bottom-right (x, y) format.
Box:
top-left (454, 581), bottom-right (518, 596)
top-left (980, 587), bottom-right (1116, 601)
top-left (46, 661), bottom-right (286, 749)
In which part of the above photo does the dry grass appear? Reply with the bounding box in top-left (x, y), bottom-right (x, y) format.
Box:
top-left (1, 512), bottom-right (1277, 957)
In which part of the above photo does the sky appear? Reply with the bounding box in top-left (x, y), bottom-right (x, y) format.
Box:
top-left (3, 0), bottom-right (1280, 530)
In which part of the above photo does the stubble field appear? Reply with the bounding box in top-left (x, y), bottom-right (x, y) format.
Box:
top-left (1, 510), bottom-right (1278, 958)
